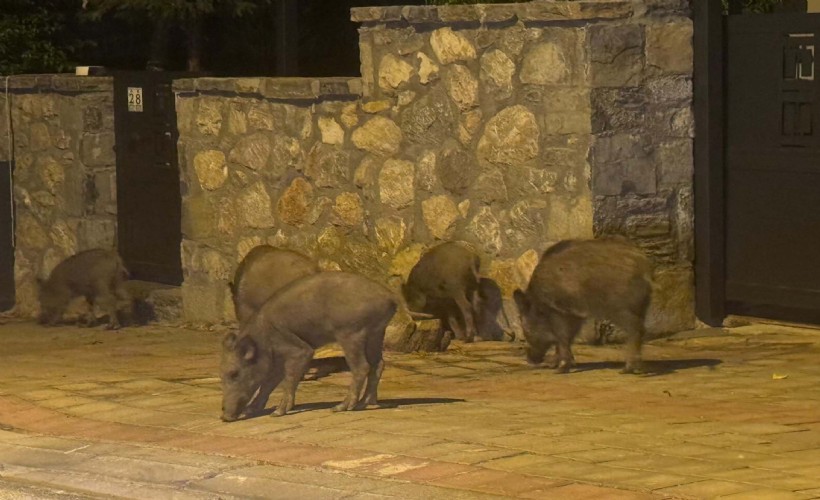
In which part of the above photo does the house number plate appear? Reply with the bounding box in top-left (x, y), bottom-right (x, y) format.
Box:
top-left (127, 87), bottom-right (144, 112)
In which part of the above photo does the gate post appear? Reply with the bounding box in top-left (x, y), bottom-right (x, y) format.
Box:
top-left (694, 0), bottom-right (726, 326)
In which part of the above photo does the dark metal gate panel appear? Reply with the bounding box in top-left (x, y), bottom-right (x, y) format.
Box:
top-left (725, 14), bottom-right (820, 323)
top-left (1, 160), bottom-right (14, 311)
top-left (113, 72), bottom-right (182, 285)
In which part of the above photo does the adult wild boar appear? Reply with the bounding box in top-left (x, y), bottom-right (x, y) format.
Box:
top-left (402, 241), bottom-right (481, 342)
top-left (229, 246), bottom-right (319, 326)
top-left (221, 272), bottom-right (397, 421)
top-left (513, 237), bottom-right (653, 374)
top-left (37, 249), bottom-right (130, 330)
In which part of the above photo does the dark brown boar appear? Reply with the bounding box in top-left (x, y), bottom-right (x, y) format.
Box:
top-left (37, 249), bottom-right (130, 330)
top-left (221, 271), bottom-right (397, 421)
top-left (229, 246), bottom-right (319, 326)
top-left (401, 241), bottom-right (482, 342)
top-left (513, 237), bottom-right (653, 374)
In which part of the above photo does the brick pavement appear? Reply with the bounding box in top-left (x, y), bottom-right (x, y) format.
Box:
top-left (1, 319), bottom-right (820, 499)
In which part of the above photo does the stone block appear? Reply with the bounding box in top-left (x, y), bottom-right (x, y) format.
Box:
top-left (80, 133), bottom-right (116, 168)
top-left (626, 214), bottom-right (671, 237)
top-left (589, 24), bottom-right (645, 87)
top-left (181, 196), bottom-right (215, 239)
top-left (437, 144), bottom-right (478, 195)
top-left (228, 133), bottom-right (271, 171)
top-left (646, 21), bottom-right (694, 75)
top-left (352, 116), bottom-right (402, 156)
top-left (480, 49), bottom-right (515, 100)
top-left (656, 139), bottom-right (693, 187)
top-left (648, 105), bottom-right (694, 139)
top-left (422, 195), bottom-right (460, 240)
top-left (592, 158), bottom-right (656, 196)
top-left (400, 88), bottom-right (457, 146)
top-left (375, 216), bottom-right (407, 254)
top-left (646, 76), bottom-right (692, 106)
top-left (430, 27), bottom-right (476, 65)
top-left (277, 177), bottom-right (313, 227)
top-left (305, 143), bottom-right (352, 188)
top-left (193, 150), bottom-right (228, 191)
top-left (379, 54), bottom-right (415, 91)
top-left (78, 218), bottom-right (116, 249)
top-left (195, 99), bottom-right (223, 136)
top-left (444, 64), bottom-right (478, 111)
top-left (591, 87), bottom-right (646, 133)
top-left (465, 207), bottom-right (502, 256)
top-left (675, 186), bottom-right (694, 263)
top-left (182, 282), bottom-right (226, 324)
top-left (379, 159), bottom-right (415, 210)
top-left (477, 105), bottom-right (540, 168)
top-left (546, 195), bottom-right (594, 241)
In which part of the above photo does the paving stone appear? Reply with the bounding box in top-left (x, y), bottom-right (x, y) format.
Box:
top-left (195, 473), bottom-right (350, 498)
top-left (617, 472), bottom-right (697, 490)
top-left (716, 489), bottom-right (808, 500)
top-left (658, 479), bottom-right (757, 498)
top-left (522, 482), bottom-right (656, 500)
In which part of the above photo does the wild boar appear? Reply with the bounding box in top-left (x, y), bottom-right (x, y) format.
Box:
top-left (513, 237), bottom-right (653, 374)
top-left (37, 249), bottom-right (130, 330)
top-left (221, 271), bottom-right (397, 421)
top-left (402, 241), bottom-right (481, 342)
top-left (229, 246), bottom-right (319, 326)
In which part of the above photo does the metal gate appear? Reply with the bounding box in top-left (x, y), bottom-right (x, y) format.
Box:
top-left (113, 72), bottom-right (183, 285)
top-left (723, 13), bottom-right (820, 323)
top-left (1, 160), bottom-right (13, 311)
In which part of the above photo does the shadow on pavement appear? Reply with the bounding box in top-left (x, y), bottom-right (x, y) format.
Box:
top-left (240, 397), bottom-right (466, 419)
top-left (572, 358), bottom-right (722, 375)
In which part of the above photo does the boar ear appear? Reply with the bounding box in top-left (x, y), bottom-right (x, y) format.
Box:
top-left (236, 335), bottom-right (258, 363)
top-left (222, 332), bottom-right (238, 350)
top-left (513, 289), bottom-right (530, 314)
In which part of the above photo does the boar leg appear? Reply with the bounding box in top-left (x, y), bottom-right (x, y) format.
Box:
top-left (114, 284), bottom-right (132, 326)
top-left (444, 309), bottom-right (465, 340)
top-left (549, 313), bottom-right (582, 374)
top-left (454, 293), bottom-right (477, 343)
top-left (357, 331), bottom-right (386, 409)
top-left (96, 291), bottom-right (121, 330)
top-left (79, 296), bottom-right (96, 327)
top-left (335, 331), bottom-right (371, 412)
top-left (272, 331), bottom-right (315, 417)
top-left (246, 359), bottom-right (285, 415)
top-left (612, 311), bottom-right (646, 374)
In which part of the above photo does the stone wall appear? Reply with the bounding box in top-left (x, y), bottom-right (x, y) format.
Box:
top-left (6, 75), bottom-right (117, 316)
top-left (175, 0), bottom-right (695, 334)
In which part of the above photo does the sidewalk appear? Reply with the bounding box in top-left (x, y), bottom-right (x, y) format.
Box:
top-left (1, 319), bottom-right (819, 499)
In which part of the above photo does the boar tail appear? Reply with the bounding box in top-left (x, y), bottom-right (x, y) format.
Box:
top-left (408, 311), bottom-right (437, 320)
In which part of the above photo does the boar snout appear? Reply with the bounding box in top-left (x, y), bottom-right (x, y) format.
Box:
top-left (220, 410), bottom-right (239, 423)
top-left (526, 346), bottom-right (547, 366)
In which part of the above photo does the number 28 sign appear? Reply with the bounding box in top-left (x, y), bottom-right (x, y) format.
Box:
top-left (127, 87), bottom-right (144, 112)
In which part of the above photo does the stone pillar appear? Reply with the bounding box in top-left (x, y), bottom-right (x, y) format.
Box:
top-left (8, 75), bottom-right (117, 317)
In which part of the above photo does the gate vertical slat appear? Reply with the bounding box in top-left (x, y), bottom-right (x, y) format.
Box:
top-left (694, 0), bottom-right (727, 326)
top-left (0, 160), bottom-right (14, 311)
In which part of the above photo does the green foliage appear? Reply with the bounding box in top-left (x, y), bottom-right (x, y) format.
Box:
top-left (0, 0), bottom-right (85, 75)
top-left (722, 0), bottom-right (786, 13)
top-left (425, 0), bottom-right (526, 3)
top-left (83, 0), bottom-right (261, 21)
